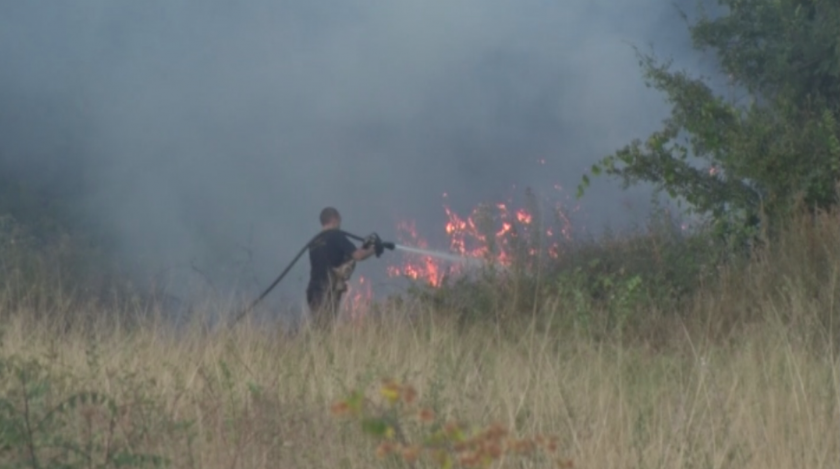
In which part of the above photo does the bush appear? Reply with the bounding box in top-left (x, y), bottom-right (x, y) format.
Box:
top-left (400, 193), bottom-right (729, 337)
top-left (330, 378), bottom-right (573, 468)
top-left (0, 332), bottom-right (193, 468)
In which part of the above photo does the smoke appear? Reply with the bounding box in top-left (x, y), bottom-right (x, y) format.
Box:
top-left (0, 0), bottom-right (718, 311)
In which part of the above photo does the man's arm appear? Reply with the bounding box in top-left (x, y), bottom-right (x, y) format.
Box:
top-left (352, 244), bottom-right (376, 261)
top-left (340, 235), bottom-right (375, 262)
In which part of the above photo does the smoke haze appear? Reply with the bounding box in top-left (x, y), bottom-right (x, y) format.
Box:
top-left (0, 0), bottom-right (716, 312)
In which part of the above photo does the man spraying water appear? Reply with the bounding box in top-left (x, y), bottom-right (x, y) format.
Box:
top-left (228, 209), bottom-right (492, 328)
top-left (228, 207), bottom-right (395, 328)
top-left (306, 207), bottom-right (378, 328)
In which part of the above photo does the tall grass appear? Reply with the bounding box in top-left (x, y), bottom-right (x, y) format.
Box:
top-left (0, 206), bottom-right (837, 468)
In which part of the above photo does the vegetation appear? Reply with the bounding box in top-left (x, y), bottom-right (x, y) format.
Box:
top-left (401, 196), bottom-right (721, 333)
top-left (0, 203), bottom-right (835, 468)
top-left (330, 378), bottom-right (571, 468)
top-left (0, 0), bottom-right (839, 467)
top-left (579, 0), bottom-right (840, 245)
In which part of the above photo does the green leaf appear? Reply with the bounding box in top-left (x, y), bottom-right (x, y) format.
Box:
top-left (360, 418), bottom-right (389, 437)
top-left (346, 391), bottom-right (364, 413)
top-left (576, 174), bottom-right (591, 199)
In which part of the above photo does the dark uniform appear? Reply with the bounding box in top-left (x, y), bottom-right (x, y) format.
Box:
top-left (306, 229), bottom-right (358, 327)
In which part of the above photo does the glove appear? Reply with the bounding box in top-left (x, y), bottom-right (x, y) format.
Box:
top-left (362, 233), bottom-right (380, 250)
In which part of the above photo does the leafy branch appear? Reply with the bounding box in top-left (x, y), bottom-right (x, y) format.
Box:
top-left (330, 378), bottom-right (573, 468)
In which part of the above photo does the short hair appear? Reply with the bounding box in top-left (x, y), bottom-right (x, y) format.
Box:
top-left (319, 207), bottom-right (341, 226)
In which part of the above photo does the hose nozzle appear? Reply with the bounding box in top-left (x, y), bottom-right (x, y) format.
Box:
top-left (362, 232), bottom-right (395, 257)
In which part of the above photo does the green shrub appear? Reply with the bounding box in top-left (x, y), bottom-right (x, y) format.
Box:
top-left (330, 378), bottom-right (572, 468)
top-left (0, 335), bottom-right (192, 468)
top-left (400, 192), bottom-right (729, 336)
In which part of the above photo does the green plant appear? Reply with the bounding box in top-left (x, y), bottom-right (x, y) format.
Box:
top-left (578, 0), bottom-right (840, 245)
top-left (330, 378), bottom-right (572, 468)
top-left (0, 348), bottom-right (191, 468)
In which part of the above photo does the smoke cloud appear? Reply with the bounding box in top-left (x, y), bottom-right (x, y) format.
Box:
top-left (0, 0), bottom-right (716, 313)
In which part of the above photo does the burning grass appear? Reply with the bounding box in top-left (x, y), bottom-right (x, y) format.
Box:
top-left (0, 204), bottom-right (838, 468)
top-left (384, 188), bottom-right (580, 289)
top-left (370, 189), bottom-right (723, 333)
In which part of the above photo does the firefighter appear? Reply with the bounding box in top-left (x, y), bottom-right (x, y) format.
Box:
top-left (306, 207), bottom-right (377, 328)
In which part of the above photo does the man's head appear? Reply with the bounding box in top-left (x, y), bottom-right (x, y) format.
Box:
top-left (319, 207), bottom-right (341, 229)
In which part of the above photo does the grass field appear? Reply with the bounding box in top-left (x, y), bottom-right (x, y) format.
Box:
top-left (0, 208), bottom-right (838, 468)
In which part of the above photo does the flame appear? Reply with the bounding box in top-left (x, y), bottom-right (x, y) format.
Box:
top-left (386, 221), bottom-right (446, 287)
top-left (386, 187), bottom-right (582, 288)
top-left (516, 209), bottom-right (532, 225)
top-left (345, 275), bottom-right (372, 324)
top-left (332, 187), bottom-right (583, 325)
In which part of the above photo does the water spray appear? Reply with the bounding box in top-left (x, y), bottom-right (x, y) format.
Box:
top-left (229, 229), bottom-right (505, 328)
top-left (394, 244), bottom-right (496, 269)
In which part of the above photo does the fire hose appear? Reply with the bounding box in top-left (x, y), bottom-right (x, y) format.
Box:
top-left (229, 230), bottom-right (395, 327)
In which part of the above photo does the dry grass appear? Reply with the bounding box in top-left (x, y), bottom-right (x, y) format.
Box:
top-left (0, 207), bottom-right (837, 468)
top-left (1, 309), bottom-right (838, 467)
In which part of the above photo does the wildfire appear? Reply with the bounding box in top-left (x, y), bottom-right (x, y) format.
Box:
top-left (339, 186), bottom-right (582, 325)
top-left (386, 221), bottom-right (446, 287)
top-left (345, 275), bottom-right (372, 324)
top-left (386, 187), bottom-right (581, 288)
top-left (516, 209), bottom-right (532, 225)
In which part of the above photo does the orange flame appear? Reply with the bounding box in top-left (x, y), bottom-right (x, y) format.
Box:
top-left (345, 275), bottom-right (372, 324)
top-left (387, 221), bottom-right (446, 287)
top-left (381, 188), bottom-right (582, 298)
top-left (337, 188), bottom-right (582, 322)
top-left (516, 209), bottom-right (532, 225)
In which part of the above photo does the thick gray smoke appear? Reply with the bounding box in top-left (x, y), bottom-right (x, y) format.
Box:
top-left (0, 0), bottom-right (716, 314)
